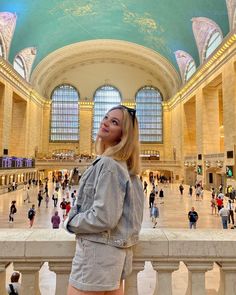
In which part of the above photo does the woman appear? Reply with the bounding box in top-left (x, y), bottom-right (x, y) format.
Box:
top-left (9, 200), bottom-right (17, 222)
top-left (64, 105), bottom-right (144, 295)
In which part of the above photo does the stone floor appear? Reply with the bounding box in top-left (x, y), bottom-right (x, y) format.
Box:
top-left (1, 182), bottom-right (228, 294)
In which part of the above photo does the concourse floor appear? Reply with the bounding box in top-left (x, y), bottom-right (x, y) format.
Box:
top-left (1, 182), bottom-right (227, 295)
top-left (0, 182), bottom-right (224, 229)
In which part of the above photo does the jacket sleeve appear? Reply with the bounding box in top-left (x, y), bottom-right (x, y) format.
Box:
top-left (66, 168), bottom-right (127, 234)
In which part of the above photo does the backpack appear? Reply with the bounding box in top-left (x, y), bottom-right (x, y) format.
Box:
top-left (28, 209), bottom-right (35, 220)
top-left (9, 283), bottom-right (18, 295)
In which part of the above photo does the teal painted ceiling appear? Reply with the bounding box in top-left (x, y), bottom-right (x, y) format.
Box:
top-left (0, 0), bottom-right (229, 71)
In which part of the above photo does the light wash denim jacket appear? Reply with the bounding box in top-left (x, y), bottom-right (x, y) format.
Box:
top-left (64, 156), bottom-right (144, 248)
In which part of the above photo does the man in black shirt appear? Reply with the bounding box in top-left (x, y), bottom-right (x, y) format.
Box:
top-left (188, 207), bottom-right (198, 229)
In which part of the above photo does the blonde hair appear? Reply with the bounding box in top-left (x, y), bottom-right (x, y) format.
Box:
top-left (95, 105), bottom-right (141, 175)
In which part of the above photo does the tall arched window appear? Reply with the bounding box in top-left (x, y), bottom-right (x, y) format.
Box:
top-left (136, 86), bottom-right (163, 142)
top-left (185, 60), bottom-right (196, 81)
top-left (13, 55), bottom-right (26, 79)
top-left (205, 31), bottom-right (222, 59)
top-left (93, 85), bottom-right (121, 140)
top-left (50, 84), bottom-right (79, 141)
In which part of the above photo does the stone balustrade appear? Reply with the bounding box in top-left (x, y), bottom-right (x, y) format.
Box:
top-left (1, 228), bottom-right (236, 295)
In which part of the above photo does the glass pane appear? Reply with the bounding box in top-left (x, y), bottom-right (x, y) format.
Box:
top-left (93, 85), bottom-right (121, 140)
top-left (185, 60), bottom-right (196, 81)
top-left (50, 84), bottom-right (79, 141)
top-left (13, 56), bottom-right (26, 79)
top-left (136, 86), bottom-right (163, 142)
top-left (205, 32), bottom-right (222, 59)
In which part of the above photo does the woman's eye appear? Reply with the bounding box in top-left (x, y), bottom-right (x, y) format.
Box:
top-left (112, 120), bottom-right (118, 125)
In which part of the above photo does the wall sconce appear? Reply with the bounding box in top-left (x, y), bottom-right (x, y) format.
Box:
top-left (191, 162), bottom-right (196, 167)
top-left (184, 161), bottom-right (189, 167)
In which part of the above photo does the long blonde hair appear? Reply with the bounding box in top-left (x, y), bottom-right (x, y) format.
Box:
top-left (95, 105), bottom-right (141, 175)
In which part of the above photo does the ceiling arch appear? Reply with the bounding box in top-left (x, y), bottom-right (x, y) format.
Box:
top-left (30, 39), bottom-right (181, 100)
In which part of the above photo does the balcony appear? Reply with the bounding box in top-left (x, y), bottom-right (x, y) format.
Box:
top-left (1, 228), bottom-right (235, 295)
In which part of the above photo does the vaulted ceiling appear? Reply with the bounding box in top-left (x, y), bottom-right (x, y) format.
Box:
top-left (0, 0), bottom-right (229, 71)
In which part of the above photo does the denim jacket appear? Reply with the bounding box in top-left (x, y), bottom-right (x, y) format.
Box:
top-left (64, 156), bottom-right (144, 248)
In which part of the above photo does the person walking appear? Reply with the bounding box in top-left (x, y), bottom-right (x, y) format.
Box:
top-left (45, 192), bottom-right (49, 208)
top-left (227, 199), bottom-right (234, 228)
top-left (151, 198), bottom-right (159, 228)
top-left (52, 188), bottom-right (59, 207)
top-left (188, 207), bottom-right (198, 229)
top-left (28, 204), bottom-right (36, 227)
top-left (149, 189), bottom-right (155, 209)
top-left (159, 188), bottom-right (164, 204)
top-left (60, 198), bottom-right (67, 218)
top-left (64, 105), bottom-right (144, 295)
top-left (37, 190), bottom-right (43, 207)
top-left (143, 180), bottom-right (148, 194)
top-left (219, 205), bottom-right (229, 229)
top-left (189, 185), bottom-right (193, 197)
top-left (179, 183), bottom-right (184, 195)
top-left (51, 211), bottom-right (61, 229)
top-left (210, 195), bottom-right (217, 215)
top-left (23, 186), bottom-right (31, 203)
top-left (71, 190), bottom-right (77, 206)
top-left (9, 200), bottom-right (17, 223)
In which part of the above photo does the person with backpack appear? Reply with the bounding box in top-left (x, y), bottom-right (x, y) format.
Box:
top-left (6, 271), bottom-right (21, 294)
top-left (9, 200), bottom-right (17, 223)
top-left (28, 204), bottom-right (36, 227)
top-left (37, 190), bottom-right (43, 207)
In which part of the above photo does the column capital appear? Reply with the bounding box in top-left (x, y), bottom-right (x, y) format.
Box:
top-left (152, 261), bottom-right (180, 272)
top-left (184, 261), bottom-right (214, 272)
top-left (217, 261), bottom-right (236, 272)
top-left (13, 261), bottom-right (43, 273)
top-left (48, 261), bottom-right (72, 274)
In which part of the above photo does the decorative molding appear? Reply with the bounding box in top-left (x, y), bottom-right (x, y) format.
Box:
top-left (192, 17), bottom-right (223, 64)
top-left (174, 50), bottom-right (195, 82)
top-left (226, 0), bottom-right (236, 30)
top-left (0, 12), bottom-right (17, 59)
top-left (16, 47), bottom-right (37, 82)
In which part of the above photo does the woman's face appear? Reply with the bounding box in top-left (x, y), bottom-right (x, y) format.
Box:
top-left (97, 109), bottom-right (123, 148)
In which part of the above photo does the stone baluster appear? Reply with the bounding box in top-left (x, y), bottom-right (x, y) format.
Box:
top-left (152, 261), bottom-right (180, 295)
top-left (217, 261), bottom-right (236, 295)
top-left (48, 261), bottom-right (72, 295)
top-left (124, 260), bottom-right (145, 295)
top-left (184, 261), bottom-right (213, 295)
top-left (14, 261), bottom-right (42, 295)
top-left (0, 262), bottom-right (10, 294)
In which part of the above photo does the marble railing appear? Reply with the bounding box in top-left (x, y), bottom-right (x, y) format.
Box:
top-left (1, 228), bottom-right (236, 295)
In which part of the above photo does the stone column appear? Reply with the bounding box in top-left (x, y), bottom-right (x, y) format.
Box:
top-left (124, 260), bottom-right (145, 295)
top-left (79, 101), bottom-right (93, 155)
top-left (218, 261), bottom-right (236, 295)
top-left (0, 262), bottom-right (10, 295)
top-left (48, 261), bottom-right (71, 295)
top-left (14, 261), bottom-right (42, 295)
top-left (222, 62), bottom-right (236, 151)
top-left (0, 84), bottom-right (13, 154)
top-left (152, 261), bottom-right (179, 295)
top-left (184, 261), bottom-right (213, 295)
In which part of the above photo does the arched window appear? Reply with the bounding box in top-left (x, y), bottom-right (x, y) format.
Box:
top-left (93, 85), bottom-right (121, 140)
top-left (50, 84), bottom-right (79, 141)
top-left (185, 60), bottom-right (196, 81)
top-left (136, 86), bottom-right (163, 142)
top-left (13, 55), bottom-right (26, 79)
top-left (205, 31), bottom-right (222, 59)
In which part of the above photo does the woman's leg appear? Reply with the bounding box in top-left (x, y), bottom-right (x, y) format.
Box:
top-left (67, 284), bottom-right (104, 295)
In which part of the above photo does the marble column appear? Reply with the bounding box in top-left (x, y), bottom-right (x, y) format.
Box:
top-left (218, 261), bottom-right (236, 295)
top-left (184, 261), bottom-right (213, 295)
top-left (152, 261), bottom-right (180, 295)
top-left (14, 261), bottom-right (42, 295)
top-left (124, 260), bottom-right (145, 295)
top-left (48, 261), bottom-right (72, 295)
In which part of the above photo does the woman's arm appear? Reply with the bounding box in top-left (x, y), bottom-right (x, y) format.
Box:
top-left (66, 169), bottom-right (127, 234)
